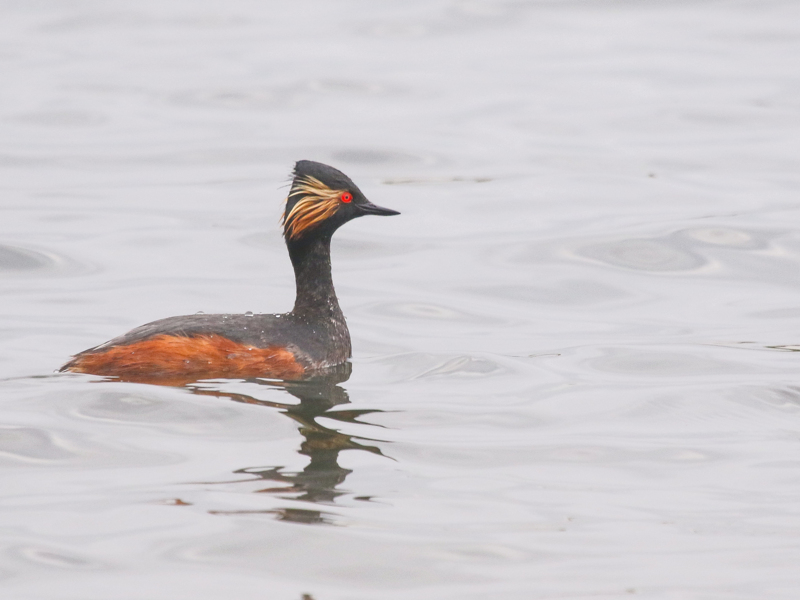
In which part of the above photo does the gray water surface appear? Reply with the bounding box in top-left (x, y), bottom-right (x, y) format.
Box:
top-left (2, 1), bottom-right (800, 599)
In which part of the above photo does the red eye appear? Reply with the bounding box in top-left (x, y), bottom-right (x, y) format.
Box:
top-left (341, 192), bottom-right (353, 203)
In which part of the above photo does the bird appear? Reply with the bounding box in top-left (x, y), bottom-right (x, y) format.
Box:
top-left (59, 160), bottom-right (399, 384)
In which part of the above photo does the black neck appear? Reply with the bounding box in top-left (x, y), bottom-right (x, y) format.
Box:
top-left (287, 234), bottom-right (343, 322)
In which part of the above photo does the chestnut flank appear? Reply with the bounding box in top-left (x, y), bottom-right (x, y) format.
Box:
top-left (62, 334), bottom-right (304, 382)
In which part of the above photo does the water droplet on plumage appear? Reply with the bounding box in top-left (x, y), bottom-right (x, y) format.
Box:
top-left (245, 311), bottom-right (254, 317)
top-left (196, 311), bottom-right (204, 315)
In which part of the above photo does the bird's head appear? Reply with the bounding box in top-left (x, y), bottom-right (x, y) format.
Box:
top-left (282, 160), bottom-right (399, 243)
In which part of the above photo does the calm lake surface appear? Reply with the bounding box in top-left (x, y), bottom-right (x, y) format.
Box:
top-left (2, 1), bottom-right (800, 598)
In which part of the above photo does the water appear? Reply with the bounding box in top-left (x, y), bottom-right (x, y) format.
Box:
top-left (2, 1), bottom-right (800, 598)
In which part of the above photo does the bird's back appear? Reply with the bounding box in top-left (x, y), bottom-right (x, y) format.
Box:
top-left (60, 312), bottom-right (350, 384)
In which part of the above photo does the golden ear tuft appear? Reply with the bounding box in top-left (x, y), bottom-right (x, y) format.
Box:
top-left (282, 176), bottom-right (344, 240)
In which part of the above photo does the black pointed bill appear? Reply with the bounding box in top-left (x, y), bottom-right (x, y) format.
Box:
top-left (358, 200), bottom-right (400, 216)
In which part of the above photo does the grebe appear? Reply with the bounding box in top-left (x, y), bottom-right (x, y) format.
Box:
top-left (60, 160), bottom-right (399, 383)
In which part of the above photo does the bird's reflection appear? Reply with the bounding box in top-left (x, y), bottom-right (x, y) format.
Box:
top-left (181, 363), bottom-right (387, 524)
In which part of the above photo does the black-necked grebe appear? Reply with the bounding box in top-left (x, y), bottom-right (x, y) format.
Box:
top-left (60, 160), bottom-right (399, 383)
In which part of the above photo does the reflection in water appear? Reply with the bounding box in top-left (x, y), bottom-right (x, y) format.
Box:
top-left (183, 363), bottom-right (387, 524)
